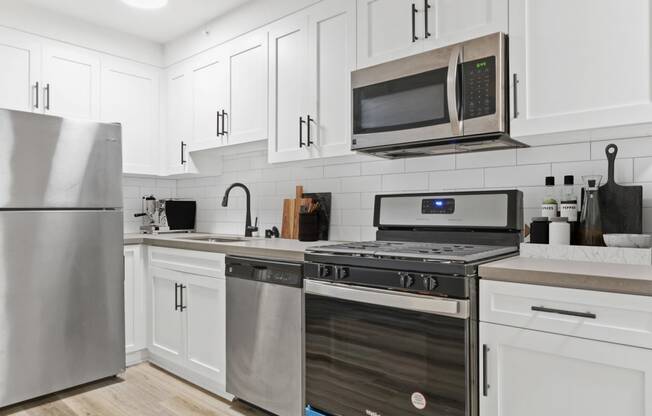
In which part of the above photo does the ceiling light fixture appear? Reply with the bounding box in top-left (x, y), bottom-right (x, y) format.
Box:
top-left (121, 0), bottom-right (168, 9)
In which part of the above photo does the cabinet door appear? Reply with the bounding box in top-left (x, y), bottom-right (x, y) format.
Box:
top-left (510, 0), bottom-right (652, 138)
top-left (225, 31), bottom-right (268, 145)
top-left (191, 50), bottom-right (227, 146)
top-left (480, 322), bottom-right (652, 416)
top-left (124, 245), bottom-right (146, 354)
top-left (165, 66), bottom-right (194, 175)
top-left (422, 0), bottom-right (507, 50)
top-left (0, 27), bottom-right (41, 112)
top-left (101, 58), bottom-right (160, 175)
top-left (307, 0), bottom-right (356, 159)
top-left (150, 267), bottom-right (184, 364)
top-left (184, 274), bottom-right (226, 386)
top-left (268, 13), bottom-right (310, 163)
top-left (356, 0), bottom-right (424, 68)
top-left (42, 44), bottom-right (100, 120)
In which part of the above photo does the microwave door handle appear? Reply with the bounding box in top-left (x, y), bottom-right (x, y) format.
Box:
top-left (447, 46), bottom-right (462, 136)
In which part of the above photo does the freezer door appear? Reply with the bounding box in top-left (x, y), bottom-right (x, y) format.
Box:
top-left (0, 109), bottom-right (122, 208)
top-left (0, 210), bottom-right (125, 407)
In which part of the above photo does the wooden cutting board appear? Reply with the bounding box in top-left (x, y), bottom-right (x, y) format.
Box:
top-left (293, 186), bottom-right (312, 239)
top-left (281, 186), bottom-right (312, 239)
top-left (598, 144), bottom-right (643, 234)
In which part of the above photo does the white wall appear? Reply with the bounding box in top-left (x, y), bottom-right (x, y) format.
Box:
top-left (0, 0), bottom-right (163, 66)
top-left (164, 0), bottom-right (319, 66)
top-left (172, 135), bottom-right (652, 241)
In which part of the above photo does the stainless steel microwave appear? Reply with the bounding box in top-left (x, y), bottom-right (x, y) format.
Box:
top-left (351, 32), bottom-right (526, 158)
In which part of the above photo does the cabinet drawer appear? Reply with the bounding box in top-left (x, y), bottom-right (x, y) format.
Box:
top-left (149, 247), bottom-right (225, 278)
top-left (480, 280), bottom-right (652, 349)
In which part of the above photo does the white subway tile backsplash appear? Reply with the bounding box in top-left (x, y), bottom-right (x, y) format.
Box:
top-left (456, 149), bottom-right (516, 169)
top-left (485, 164), bottom-right (551, 187)
top-left (517, 143), bottom-right (590, 165)
top-left (429, 169), bottom-right (483, 190)
top-left (361, 159), bottom-right (405, 175)
top-left (404, 155), bottom-right (455, 172)
top-left (324, 163), bottom-right (361, 178)
top-left (382, 173), bottom-right (429, 192)
top-left (591, 137), bottom-right (652, 159)
top-left (341, 175), bottom-right (382, 193)
top-left (635, 157), bottom-right (652, 182)
top-left (553, 158), bottom-right (633, 184)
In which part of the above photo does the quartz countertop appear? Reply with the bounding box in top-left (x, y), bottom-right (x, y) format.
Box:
top-left (124, 232), bottom-right (335, 262)
top-left (480, 256), bottom-right (652, 297)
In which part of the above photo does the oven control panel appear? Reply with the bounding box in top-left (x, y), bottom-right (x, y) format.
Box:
top-left (462, 56), bottom-right (496, 120)
top-left (421, 198), bottom-right (455, 214)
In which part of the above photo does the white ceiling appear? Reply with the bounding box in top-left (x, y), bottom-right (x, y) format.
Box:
top-left (22, 0), bottom-right (252, 43)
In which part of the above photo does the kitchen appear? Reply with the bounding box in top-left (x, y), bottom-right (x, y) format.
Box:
top-left (0, 0), bottom-right (651, 415)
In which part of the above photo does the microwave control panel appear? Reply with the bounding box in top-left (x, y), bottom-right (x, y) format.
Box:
top-left (462, 56), bottom-right (496, 120)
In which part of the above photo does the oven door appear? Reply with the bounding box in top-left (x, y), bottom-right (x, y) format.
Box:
top-left (351, 45), bottom-right (462, 150)
top-left (305, 280), bottom-right (472, 416)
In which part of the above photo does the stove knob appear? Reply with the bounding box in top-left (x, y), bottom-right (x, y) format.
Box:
top-left (336, 267), bottom-right (350, 280)
top-left (424, 275), bottom-right (439, 291)
top-left (398, 272), bottom-right (415, 288)
top-left (319, 264), bottom-right (332, 278)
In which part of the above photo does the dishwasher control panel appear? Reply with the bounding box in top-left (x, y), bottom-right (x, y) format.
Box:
top-left (225, 256), bottom-right (303, 288)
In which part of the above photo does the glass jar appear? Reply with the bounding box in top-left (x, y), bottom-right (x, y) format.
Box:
top-left (578, 175), bottom-right (604, 246)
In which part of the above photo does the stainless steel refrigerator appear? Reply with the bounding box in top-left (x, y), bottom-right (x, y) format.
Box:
top-left (0, 109), bottom-right (125, 407)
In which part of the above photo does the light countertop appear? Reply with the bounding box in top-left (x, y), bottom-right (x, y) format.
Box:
top-left (124, 232), bottom-right (334, 262)
top-left (480, 256), bottom-right (652, 297)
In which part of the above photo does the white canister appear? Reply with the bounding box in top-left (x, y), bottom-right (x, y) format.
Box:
top-left (549, 217), bottom-right (571, 245)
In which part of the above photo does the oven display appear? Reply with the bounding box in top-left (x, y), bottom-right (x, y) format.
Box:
top-left (422, 198), bottom-right (455, 214)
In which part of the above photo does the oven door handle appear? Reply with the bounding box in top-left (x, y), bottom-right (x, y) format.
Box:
top-left (305, 280), bottom-right (469, 319)
top-left (447, 45), bottom-right (462, 136)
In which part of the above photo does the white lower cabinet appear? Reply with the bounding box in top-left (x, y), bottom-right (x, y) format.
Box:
top-left (480, 280), bottom-right (652, 416)
top-left (480, 322), bottom-right (652, 416)
top-left (124, 245), bottom-right (147, 365)
top-left (147, 248), bottom-right (228, 397)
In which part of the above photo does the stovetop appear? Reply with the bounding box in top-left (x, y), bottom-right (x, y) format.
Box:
top-left (306, 240), bottom-right (518, 263)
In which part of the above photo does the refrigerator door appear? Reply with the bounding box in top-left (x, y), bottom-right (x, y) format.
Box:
top-left (0, 109), bottom-right (122, 208)
top-left (0, 210), bottom-right (125, 407)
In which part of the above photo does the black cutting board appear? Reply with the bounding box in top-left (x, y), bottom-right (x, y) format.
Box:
top-left (598, 144), bottom-right (643, 234)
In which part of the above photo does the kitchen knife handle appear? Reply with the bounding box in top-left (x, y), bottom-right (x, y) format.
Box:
top-left (605, 144), bottom-right (618, 184)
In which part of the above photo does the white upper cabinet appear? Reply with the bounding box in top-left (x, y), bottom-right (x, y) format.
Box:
top-left (0, 28), bottom-right (41, 113)
top-left (224, 30), bottom-right (268, 146)
top-left (165, 64), bottom-right (195, 175)
top-left (42, 44), bottom-right (100, 120)
top-left (356, 0), bottom-right (506, 68)
top-left (356, 0), bottom-right (424, 68)
top-left (422, 0), bottom-right (507, 50)
top-left (306, 0), bottom-right (356, 159)
top-left (101, 57), bottom-right (160, 175)
top-left (191, 48), bottom-right (227, 148)
top-left (269, 0), bottom-right (356, 163)
top-left (510, 0), bottom-right (652, 138)
top-left (268, 13), bottom-right (310, 163)
top-left (480, 322), bottom-right (652, 416)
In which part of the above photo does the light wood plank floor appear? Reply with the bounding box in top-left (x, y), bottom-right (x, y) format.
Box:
top-left (0, 363), bottom-right (269, 416)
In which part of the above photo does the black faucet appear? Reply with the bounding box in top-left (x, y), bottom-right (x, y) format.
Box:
top-left (221, 182), bottom-right (258, 237)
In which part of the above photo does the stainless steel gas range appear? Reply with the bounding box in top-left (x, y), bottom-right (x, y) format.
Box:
top-left (303, 190), bottom-right (523, 416)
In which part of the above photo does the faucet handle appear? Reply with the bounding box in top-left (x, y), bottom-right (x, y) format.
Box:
top-left (247, 217), bottom-right (259, 233)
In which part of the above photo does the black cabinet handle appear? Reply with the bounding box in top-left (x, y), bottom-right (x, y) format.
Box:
top-left (174, 283), bottom-right (180, 311)
top-left (531, 306), bottom-right (596, 319)
top-left (299, 116), bottom-right (306, 148)
top-left (180, 141), bottom-right (187, 165)
top-left (424, 0), bottom-right (431, 38)
top-left (513, 73), bottom-right (519, 119)
top-left (180, 285), bottom-right (187, 311)
top-left (306, 115), bottom-right (314, 146)
top-left (411, 4), bottom-right (418, 42)
top-left (34, 82), bottom-right (39, 109)
top-left (221, 110), bottom-right (228, 135)
top-left (482, 344), bottom-right (489, 396)
top-left (216, 111), bottom-right (221, 136)
top-left (44, 83), bottom-right (50, 110)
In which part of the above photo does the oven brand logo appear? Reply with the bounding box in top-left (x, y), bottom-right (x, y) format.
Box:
top-left (365, 409), bottom-right (381, 416)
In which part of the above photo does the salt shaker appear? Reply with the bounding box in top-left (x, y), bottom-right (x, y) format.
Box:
top-left (549, 217), bottom-right (571, 245)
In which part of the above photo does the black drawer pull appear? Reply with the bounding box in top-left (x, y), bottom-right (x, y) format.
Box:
top-left (531, 306), bottom-right (596, 319)
top-left (482, 344), bottom-right (489, 396)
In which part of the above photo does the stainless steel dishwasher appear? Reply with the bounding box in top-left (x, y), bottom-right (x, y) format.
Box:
top-left (225, 256), bottom-right (303, 416)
